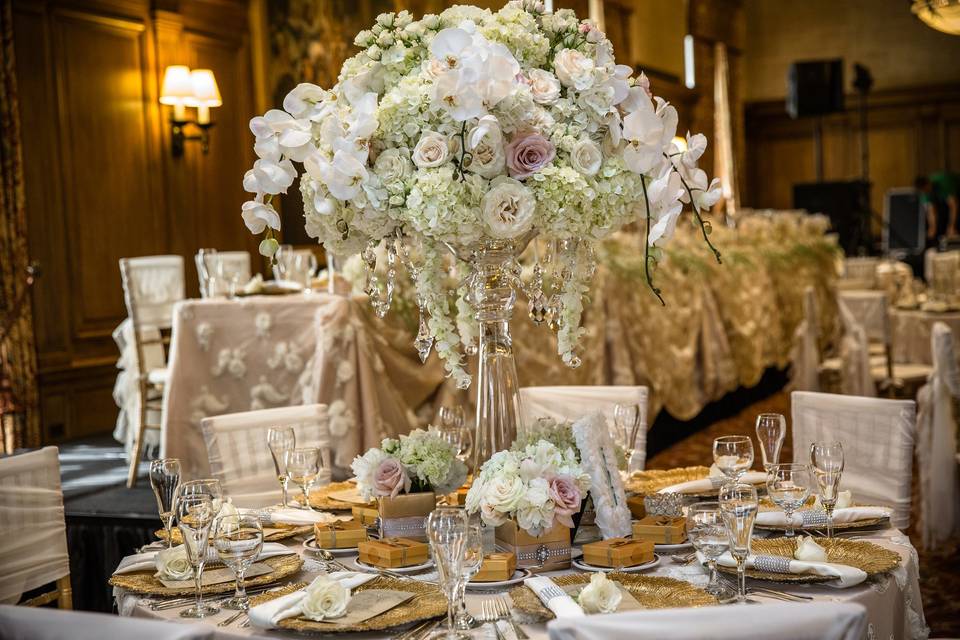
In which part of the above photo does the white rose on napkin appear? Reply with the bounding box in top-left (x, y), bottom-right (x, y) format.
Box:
top-left (300, 575), bottom-right (350, 621)
top-left (154, 545), bottom-right (193, 581)
top-left (794, 536), bottom-right (828, 563)
top-left (218, 498), bottom-right (239, 519)
top-left (577, 573), bottom-right (621, 614)
top-left (815, 490), bottom-right (852, 510)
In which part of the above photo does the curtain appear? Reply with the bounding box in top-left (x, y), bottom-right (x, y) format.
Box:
top-left (0, 0), bottom-right (40, 451)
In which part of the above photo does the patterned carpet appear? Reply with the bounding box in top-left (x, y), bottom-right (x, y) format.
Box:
top-left (648, 390), bottom-right (960, 637)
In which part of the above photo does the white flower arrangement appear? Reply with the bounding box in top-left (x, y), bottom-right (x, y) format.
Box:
top-left (351, 428), bottom-right (467, 501)
top-left (241, 0), bottom-right (720, 387)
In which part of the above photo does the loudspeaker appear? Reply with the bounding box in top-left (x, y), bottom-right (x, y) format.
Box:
top-left (793, 180), bottom-right (870, 254)
top-left (883, 188), bottom-right (925, 255)
top-left (787, 60), bottom-right (844, 119)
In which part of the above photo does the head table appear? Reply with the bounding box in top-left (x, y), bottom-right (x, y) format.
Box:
top-left (113, 524), bottom-right (927, 640)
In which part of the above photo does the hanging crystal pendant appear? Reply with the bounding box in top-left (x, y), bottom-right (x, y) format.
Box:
top-left (528, 263), bottom-right (547, 324)
top-left (413, 296), bottom-right (434, 363)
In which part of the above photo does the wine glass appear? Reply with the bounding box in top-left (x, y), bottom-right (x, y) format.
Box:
top-left (149, 458), bottom-right (181, 548)
top-left (686, 501), bottom-right (732, 599)
top-left (175, 486), bottom-right (218, 618)
top-left (285, 447), bottom-right (320, 510)
top-left (186, 478), bottom-right (223, 514)
top-left (810, 441), bottom-right (844, 539)
top-left (426, 507), bottom-right (469, 640)
top-left (453, 523), bottom-right (483, 630)
top-left (267, 426), bottom-right (296, 507)
top-left (766, 463), bottom-right (811, 538)
top-left (713, 436), bottom-right (754, 483)
top-left (719, 483), bottom-right (759, 604)
top-left (435, 406), bottom-right (469, 464)
top-left (755, 414), bottom-right (786, 473)
top-left (212, 513), bottom-right (264, 610)
top-left (612, 403), bottom-right (642, 477)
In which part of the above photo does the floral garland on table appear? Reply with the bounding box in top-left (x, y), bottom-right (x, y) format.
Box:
top-left (240, 0), bottom-right (721, 389)
top-left (351, 428), bottom-right (467, 500)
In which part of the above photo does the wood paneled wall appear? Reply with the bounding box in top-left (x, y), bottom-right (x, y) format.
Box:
top-left (12, 0), bottom-right (260, 443)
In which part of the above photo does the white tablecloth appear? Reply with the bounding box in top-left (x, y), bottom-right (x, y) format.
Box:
top-left (891, 308), bottom-right (960, 366)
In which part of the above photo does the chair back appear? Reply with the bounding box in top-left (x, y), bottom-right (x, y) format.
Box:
top-left (195, 250), bottom-right (252, 298)
top-left (837, 289), bottom-right (888, 345)
top-left (789, 286), bottom-right (820, 392)
top-left (791, 391), bottom-right (916, 529)
top-left (0, 605), bottom-right (214, 640)
top-left (118, 255), bottom-right (184, 331)
top-left (520, 385), bottom-right (649, 471)
top-left (0, 447), bottom-right (70, 606)
top-left (839, 256), bottom-right (879, 289)
top-left (836, 301), bottom-right (875, 398)
top-left (201, 404), bottom-right (333, 508)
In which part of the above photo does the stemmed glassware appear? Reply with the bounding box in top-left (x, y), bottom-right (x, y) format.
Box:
top-left (285, 447), bottom-right (320, 511)
top-left (267, 426), bottom-right (296, 507)
top-left (719, 483), bottom-right (759, 604)
top-left (810, 441), bottom-right (845, 539)
top-left (212, 513), bottom-right (264, 611)
top-left (755, 413), bottom-right (786, 472)
top-left (175, 484), bottom-right (218, 618)
top-left (436, 406), bottom-right (471, 466)
top-left (453, 523), bottom-right (483, 630)
top-left (149, 458), bottom-right (181, 548)
top-left (686, 501), bottom-right (731, 599)
top-left (426, 507), bottom-right (469, 640)
top-left (713, 436), bottom-right (754, 484)
top-left (766, 463), bottom-right (811, 538)
top-left (612, 403), bottom-right (642, 478)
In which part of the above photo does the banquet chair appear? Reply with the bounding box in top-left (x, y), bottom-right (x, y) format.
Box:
top-left (0, 605), bottom-right (214, 640)
top-left (819, 299), bottom-right (874, 397)
top-left (837, 256), bottom-right (879, 290)
top-left (789, 286), bottom-right (820, 392)
top-left (194, 249), bottom-right (252, 298)
top-left (0, 447), bottom-right (71, 608)
top-left (547, 602), bottom-right (868, 640)
top-left (520, 385), bottom-right (649, 471)
top-left (201, 404), bottom-right (334, 508)
top-left (119, 255), bottom-right (185, 487)
top-left (916, 322), bottom-right (960, 548)
top-left (791, 390), bottom-right (917, 529)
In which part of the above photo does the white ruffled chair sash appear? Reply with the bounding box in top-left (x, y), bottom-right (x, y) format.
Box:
top-left (837, 299), bottom-right (875, 397)
top-left (790, 286), bottom-right (820, 392)
top-left (111, 319), bottom-right (163, 454)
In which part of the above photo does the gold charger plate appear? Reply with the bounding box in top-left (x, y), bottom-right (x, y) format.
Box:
top-left (252, 576), bottom-right (446, 633)
top-left (625, 466), bottom-right (713, 497)
top-left (109, 554), bottom-right (303, 596)
top-left (508, 573), bottom-right (716, 621)
top-left (717, 537), bottom-right (901, 583)
top-left (309, 481), bottom-right (370, 511)
top-left (755, 499), bottom-right (890, 532)
top-left (156, 523), bottom-right (312, 544)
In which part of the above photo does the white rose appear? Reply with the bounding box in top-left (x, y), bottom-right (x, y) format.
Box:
top-left (578, 572), bottom-right (621, 614)
top-left (300, 575), bottom-right (350, 621)
top-left (217, 499), bottom-right (239, 520)
top-left (351, 448), bottom-right (390, 500)
top-left (527, 69), bottom-right (561, 105)
top-left (553, 48), bottom-right (595, 91)
top-left (154, 545), bottom-right (194, 581)
top-left (793, 536), bottom-right (829, 563)
top-left (373, 148), bottom-right (412, 188)
top-left (481, 176), bottom-right (535, 239)
top-left (412, 131), bottom-right (451, 168)
top-left (570, 139), bottom-right (602, 176)
top-left (480, 475), bottom-right (527, 522)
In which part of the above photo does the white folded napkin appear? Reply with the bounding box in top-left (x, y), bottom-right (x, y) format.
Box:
top-left (242, 274), bottom-right (264, 294)
top-left (113, 542), bottom-right (293, 575)
top-left (523, 577), bottom-right (584, 618)
top-left (250, 507), bottom-right (350, 526)
top-left (658, 471), bottom-right (768, 494)
top-left (248, 572), bottom-right (376, 629)
top-left (755, 506), bottom-right (891, 528)
top-left (708, 551), bottom-right (867, 588)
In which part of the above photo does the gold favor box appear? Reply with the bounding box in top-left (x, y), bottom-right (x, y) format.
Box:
top-left (314, 520), bottom-right (367, 549)
top-left (495, 520), bottom-right (571, 572)
top-left (358, 537), bottom-right (430, 568)
top-left (473, 552), bottom-right (517, 582)
top-left (627, 495), bottom-right (646, 520)
top-left (378, 491), bottom-right (436, 541)
top-left (582, 537), bottom-right (654, 568)
top-left (632, 516), bottom-right (687, 544)
top-left (352, 505), bottom-right (379, 526)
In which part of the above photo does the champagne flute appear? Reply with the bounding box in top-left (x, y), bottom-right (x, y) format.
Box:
top-left (713, 436), bottom-right (754, 483)
top-left (175, 487), bottom-right (218, 618)
top-left (755, 413), bottom-right (786, 473)
top-left (719, 483), bottom-right (759, 604)
top-left (686, 501), bottom-right (731, 599)
top-left (766, 463), bottom-right (811, 538)
top-left (810, 441), bottom-right (844, 539)
top-left (613, 403), bottom-right (642, 477)
top-left (149, 458), bottom-right (181, 548)
top-left (453, 523), bottom-right (483, 630)
top-left (427, 507), bottom-right (468, 640)
top-left (268, 426), bottom-right (296, 507)
top-left (212, 513), bottom-right (264, 610)
top-left (285, 447), bottom-right (320, 510)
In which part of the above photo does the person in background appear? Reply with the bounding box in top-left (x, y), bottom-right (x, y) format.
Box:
top-left (917, 171), bottom-right (959, 246)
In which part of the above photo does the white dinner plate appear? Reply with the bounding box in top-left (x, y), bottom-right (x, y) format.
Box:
top-left (571, 554), bottom-right (661, 574)
top-left (302, 535), bottom-right (359, 556)
top-left (353, 557), bottom-right (435, 574)
top-left (466, 568), bottom-right (532, 590)
top-left (654, 541), bottom-right (694, 552)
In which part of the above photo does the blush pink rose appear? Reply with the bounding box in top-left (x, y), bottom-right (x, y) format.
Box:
top-left (505, 133), bottom-right (556, 179)
top-left (548, 475), bottom-right (582, 528)
top-left (373, 458), bottom-right (411, 498)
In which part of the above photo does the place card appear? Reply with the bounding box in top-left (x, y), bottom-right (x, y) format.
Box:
top-left (158, 561), bottom-right (273, 589)
top-left (307, 589), bottom-right (414, 627)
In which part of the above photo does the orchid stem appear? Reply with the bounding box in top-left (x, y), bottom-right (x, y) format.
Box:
top-left (640, 177), bottom-right (665, 306)
top-left (664, 153), bottom-right (722, 264)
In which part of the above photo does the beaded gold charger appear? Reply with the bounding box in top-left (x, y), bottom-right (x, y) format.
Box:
top-left (251, 576), bottom-right (446, 632)
top-left (755, 498), bottom-right (890, 532)
top-left (717, 537), bottom-right (901, 583)
top-left (309, 481), bottom-right (370, 511)
top-left (508, 573), bottom-right (716, 621)
top-left (156, 523), bottom-right (312, 544)
top-left (108, 554), bottom-right (303, 596)
top-left (625, 466), bottom-right (711, 496)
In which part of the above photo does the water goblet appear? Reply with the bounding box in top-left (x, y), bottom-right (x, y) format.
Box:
top-left (285, 447), bottom-right (320, 510)
top-left (149, 458), bottom-right (181, 548)
top-left (426, 507), bottom-right (469, 640)
top-left (766, 463), bottom-right (811, 538)
top-left (212, 513), bottom-right (264, 610)
top-left (755, 413), bottom-right (786, 473)
top-left (686, 501), bottom-right (732, 599)
top-left (719, 483), bottom-right (759, 604)
top-left (453, 523), bottom-right (483, 630)
top-left (175, 487), bottom-right (218, 618)
top-left (267, 426), bottom-right (296, 507)
top-left (713, 436), bottom-right (754, 483)
top-left (613, 403), bottom-right (642, 477)
top-left (810, 441), bottom-right (844, 539)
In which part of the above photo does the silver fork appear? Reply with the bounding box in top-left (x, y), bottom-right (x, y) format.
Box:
top-left (479, 600), bottom-right (507, 640)
top-left (495, 597), bottom-right (528, 640)
top-left (717, 574), bottom-right (812, 602)
top-left (218, 610), bottom-right (247, 627)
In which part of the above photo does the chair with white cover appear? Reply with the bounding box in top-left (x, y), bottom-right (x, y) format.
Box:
top-left (0, 447), bottom-right (71, 608)
top-left (200, 404), bottom-right (334, 508)
top-left (789, 286), bottom-right (820, 392)
top-left (520, 385), bottom-right (649, 471)
top-left (119, 255), bottom-right (185, 487)
top-left (838, 256), bottom-right (879, 290)
top-left (0, 605), bottom-right (214, 640)
top-left (194, 249), bottom-right (252, 298)
top-left (819, 299), bottom-right (874, 397)
top-left (916, 322), bottom-right (960, 548)
top-left (791, 390), bottom-right (917, 529)
top-left (547, 602), bottom-right (868, 640)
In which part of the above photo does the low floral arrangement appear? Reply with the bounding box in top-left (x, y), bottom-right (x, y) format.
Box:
top-left (465, 439), bottom-right (590, 536)
top-left (513, 416), bottom-right (627, 470)
top-left (351, 429), bottom-right (467, 500)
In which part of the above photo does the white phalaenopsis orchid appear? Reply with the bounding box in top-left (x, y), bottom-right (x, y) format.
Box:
top-left (243, 158), bottom-right (296, 195)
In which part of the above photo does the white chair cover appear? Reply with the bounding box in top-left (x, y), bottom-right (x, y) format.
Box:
top-left (111, 319), bottom-right (164, 454)
top-left (837, 302), bottom-right (875, 398)
top-left (119, 255), bottom-right (185, 330)
top-left (520, 386), bottom-right (649, 471)
top-left (789, 286), bottom-right (820, 392)
top-left (0, 447), bottom-right (70, 604)
top-left (916, 322), bottom-right (960, 547)
top-left (201, 404), bottom-right (333, 508)
top-left (839, 256), bottom-right (879, 290)
top-left (196, 250), bottom-right (252, 298)
top-left (791, 391), bottom-right (916, 529)
top-left (0, 605), bottom-right (214, 640)
top-left (837, 290), bottom-right (888, 345)
top-left (547, 602), bottom-right (868, 640)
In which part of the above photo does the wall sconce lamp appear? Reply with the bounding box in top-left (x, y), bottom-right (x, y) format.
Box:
top-left (160, 65), bottom-right (222, 157)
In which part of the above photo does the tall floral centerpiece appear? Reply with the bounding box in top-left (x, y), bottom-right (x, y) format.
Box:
top-left (241, 1), bottom-right (720, 471)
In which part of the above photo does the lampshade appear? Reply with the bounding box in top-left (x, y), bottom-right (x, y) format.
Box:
top-left (187, 69), bottom-right (222, 107)
top-left (159, 65), bottom-right (193, 105)
top-left (912, 0), bottom-right (960, 35)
